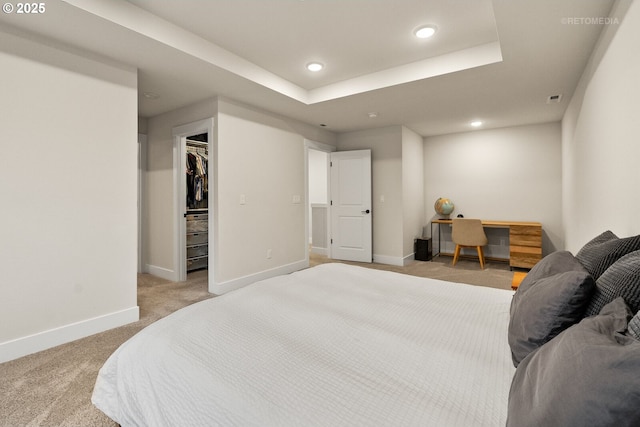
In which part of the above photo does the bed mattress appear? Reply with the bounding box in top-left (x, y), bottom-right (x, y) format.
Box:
top-left (92, 263), bottom-right (516, 426)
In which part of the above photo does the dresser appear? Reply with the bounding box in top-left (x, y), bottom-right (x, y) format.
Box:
top-left (509, 223), bottom-right (543, 269)
top-left (186, 213), bottom-right (208, 271)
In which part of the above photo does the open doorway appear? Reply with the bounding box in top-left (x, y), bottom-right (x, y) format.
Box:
top-left (185, 133), bottom-right (209, 273)
top-left (305, 140), bottom-right (335, 264)
top-left (172, 118), bottom-right (215, 283)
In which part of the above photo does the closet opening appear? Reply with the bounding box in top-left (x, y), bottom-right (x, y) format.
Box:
top-left (186, 132), bottom-right (209, 273)
top-left (172, 117), bottom-right (214, 284)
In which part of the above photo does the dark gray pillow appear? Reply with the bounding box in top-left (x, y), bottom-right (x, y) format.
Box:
top-left (575, 231), bottom-right (640, 280)
top-left (508, 269), bottom-right (595, 367)
top-left (507, 298), bottom-right (640, 427)
top-left (517, 250), bottom-right (586, 294)
top-left (584, 250), bottom-right (640, 317)
top-left (578, 230), bottom-right (618, 247)
top-left (629, 311), bottom-right (640, 340)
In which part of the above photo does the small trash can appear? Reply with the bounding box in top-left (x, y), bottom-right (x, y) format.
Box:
top-left (414, 237), bottom-right (432, 261)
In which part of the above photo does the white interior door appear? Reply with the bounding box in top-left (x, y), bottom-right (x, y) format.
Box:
top-left (330, 150), bottom-right (372, 263)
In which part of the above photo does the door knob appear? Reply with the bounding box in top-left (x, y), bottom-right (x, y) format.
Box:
top-left (362, 209), bottom-right (370, 214)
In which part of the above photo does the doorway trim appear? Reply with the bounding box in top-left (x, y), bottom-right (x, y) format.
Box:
top-left (137, 133), bottom-right (147, 274)
top-left (172, 117), bottom-right (215, 282)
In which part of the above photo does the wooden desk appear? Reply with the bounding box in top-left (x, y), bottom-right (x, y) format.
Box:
top-left (431, 219), bottom-right (542, 269)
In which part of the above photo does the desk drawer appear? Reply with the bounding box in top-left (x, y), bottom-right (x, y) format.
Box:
top-left (510, 246), bottom-right (543, 268)
top-left (510, 224), bottom-right (542, 268)
top-left (510, 225), bottom-right (542, 247)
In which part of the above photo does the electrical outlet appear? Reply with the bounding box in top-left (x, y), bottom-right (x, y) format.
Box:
top-left (266, 249), bottom-right (272, 259)
top-left (292, 194), bottom-right (301, 204)
top-left (240, 194), bottom-right (246, 205)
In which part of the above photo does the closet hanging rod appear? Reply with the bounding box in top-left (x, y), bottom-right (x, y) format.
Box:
top-left (186, 140), bottom-right (208, 147)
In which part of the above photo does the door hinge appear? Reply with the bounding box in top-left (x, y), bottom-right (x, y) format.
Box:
top-left (330, 161), bottom-right (333, 167)
top-left (331, 238), bottom-right (333, 244)
top-left (330, 200), bottom-right (333, 205)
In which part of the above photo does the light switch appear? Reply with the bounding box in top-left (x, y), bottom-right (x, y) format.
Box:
top-left (292, 195), bottom-right (301, 204)
top-left (240, 194), bottom-right (246, 205)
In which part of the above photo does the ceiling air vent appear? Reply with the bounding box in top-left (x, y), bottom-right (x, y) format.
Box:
top-left (546, 94), bottom-right (563, 104)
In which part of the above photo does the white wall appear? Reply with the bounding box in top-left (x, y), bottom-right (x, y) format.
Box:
top-left (0, 30), bottom-right (139, 362)
top-left (215, 101), bottom-right (307, 288)
top-left (145, 98), bottom-right (218, 278)
top-left (424, 122), bottom-right (563, 257)
top-left (562, 0), bottom-right (640, 252)
top-left (402, 127), bottom-right (425, 260)
top-left (335, 125), bottom-right (424, 265)
top-left (144, 96), bottom-right (336, 293)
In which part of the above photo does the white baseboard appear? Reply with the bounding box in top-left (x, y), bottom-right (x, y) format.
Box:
top-left (403, 253), bottom-right (416, 266)
top-left (210, 259), bottom-right (309, 295)
top-left (372, 254), bottom-right (405, 266)
top-left (146, 264), bottom-right (176, 281)
top-left (311, 246), bottom-right (328, 256)
top-left (0, 306), bottom-right (139, 364)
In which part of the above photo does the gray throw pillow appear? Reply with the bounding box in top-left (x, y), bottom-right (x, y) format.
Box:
top-left (507, 298), bottom-right (640, 427)
top-left (575, 231), bottom-right (640, 280)
top-left (628, 311), bottom-right (640, 340)
top-left (517, 250), bottom-right (586, 294)
top-left (508, 269), bottom-right (595, 367)
top-left (584, 250), bottom-right (640, 317)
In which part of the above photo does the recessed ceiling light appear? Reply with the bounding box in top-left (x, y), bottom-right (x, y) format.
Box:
top-left (470, 120), bottom-right (483, 127)
top-left (414, 25), bottom-right (437, 39)
top-left (306, 62), bottom-right (324, 72)
top-left (367, 112), bottom-right (378, 119)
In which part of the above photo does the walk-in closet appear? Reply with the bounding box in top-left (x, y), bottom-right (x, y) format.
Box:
top-left (186, 133), bottom-right (208, 271)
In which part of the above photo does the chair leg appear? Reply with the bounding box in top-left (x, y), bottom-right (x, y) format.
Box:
top-left (477, 246), bottom-right (485, 269)
top-left (452, 245), bottom-right (461, 266)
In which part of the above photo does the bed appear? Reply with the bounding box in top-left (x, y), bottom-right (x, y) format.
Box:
top-left (92, 263), bottom-right (516, 426)
top-left (93, 231), bottom-right (640, 426)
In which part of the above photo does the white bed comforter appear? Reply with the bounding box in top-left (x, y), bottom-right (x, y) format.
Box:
top-left (92, 263), bottom-right (516, 427)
